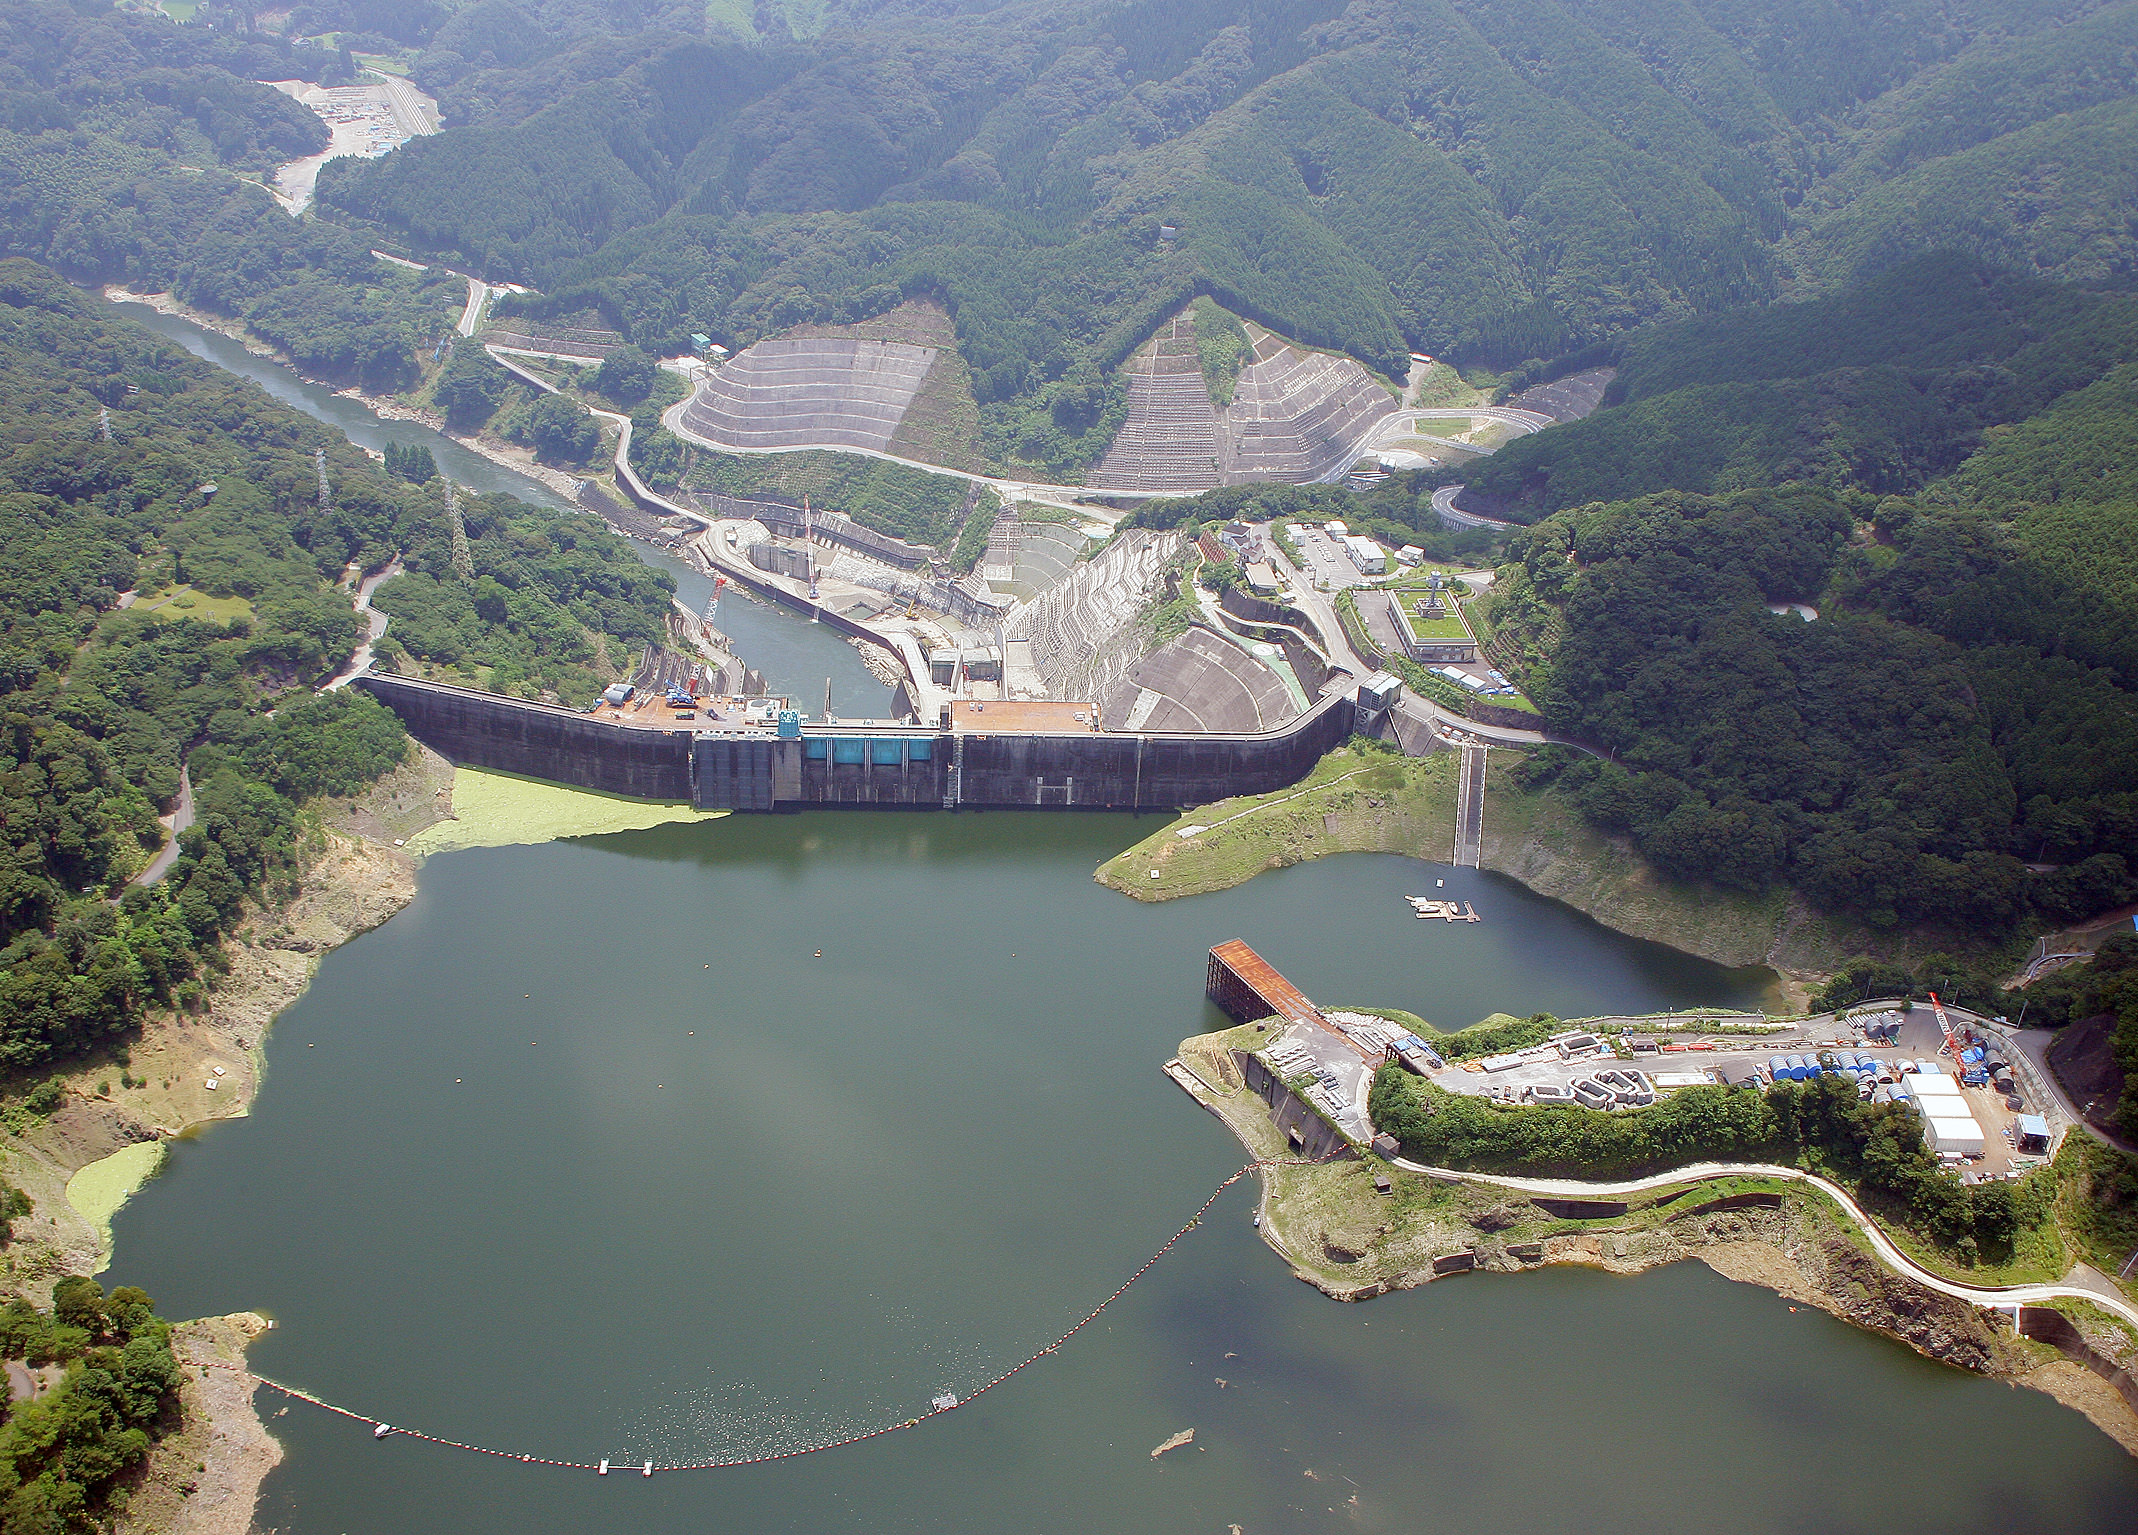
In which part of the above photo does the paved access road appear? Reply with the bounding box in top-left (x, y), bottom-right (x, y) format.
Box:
top-left (1387, 1155), bottom-right (2138, 1330)
top-left (326, 557), bottom-right (404, 691)
top-left (1433, 483), bottom-right (1521, 532)
top-left (133, 766), bottom-right (194, 888)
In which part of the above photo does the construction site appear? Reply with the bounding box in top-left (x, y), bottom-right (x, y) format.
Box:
top-left (353, 292), bottom-right (1565, 818)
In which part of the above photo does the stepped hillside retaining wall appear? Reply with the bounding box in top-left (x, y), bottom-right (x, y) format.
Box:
top-left (356, 676), bottom-right (1359, 813)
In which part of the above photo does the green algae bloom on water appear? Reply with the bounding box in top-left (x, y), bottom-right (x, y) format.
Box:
top-left (404, 768), bottom-right (726, 857)
top-left (67, 1140), bottom-right (168, 1273)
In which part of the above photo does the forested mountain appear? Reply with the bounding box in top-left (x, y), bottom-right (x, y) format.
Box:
top-left (1459, 248), bottom-right (2138, 941)
top-left (11, 0), bottom-right (2138, 475)
top-left (290, 0), bottom-right (2138, 476)
top-left (0, 0), bottom-right (460, 386)
top-left (1458, 256), bottom-right (2138, 521)
top-left (0, 260), bottom-right (671, 1076)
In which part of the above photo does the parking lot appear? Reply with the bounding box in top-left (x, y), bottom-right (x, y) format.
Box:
top-left (1287, 523), bottom-right (1369, 591)
top-left (1258, 1014), bottom-right (1387, 1142)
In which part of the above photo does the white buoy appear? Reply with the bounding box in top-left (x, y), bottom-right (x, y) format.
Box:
top-left (642, 1460), bottom-right (654, 1477)
top-left (598, 1459), bottom-right (609, 1475)
top-left (374, 1424), bottom-right (391, 1439)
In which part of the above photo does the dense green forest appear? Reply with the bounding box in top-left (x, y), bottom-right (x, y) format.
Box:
top-left (0, 1279), bottom-right (183, 1529)
top-left (0, 0), bottom-right (459, 386)
top-left (12, 1), bottom-right (2138, 478)
top-left (1458, 256), bottom-right (2138, 522)
top-left (282, 0), bottom-right (2138, 477)
top-left (0, 260), bottom-right (669, 1079)
top-left (1481, 480), bottom-right (2138, 934)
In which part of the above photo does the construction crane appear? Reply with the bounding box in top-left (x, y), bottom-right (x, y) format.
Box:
top-left (1927, 991), bottom-right (1964, 1063)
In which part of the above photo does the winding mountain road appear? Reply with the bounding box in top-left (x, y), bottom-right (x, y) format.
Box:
top-left (1432, 483), bottom-right (1521, 532)
top-left (132, 765), bottom-right (194, 888)
top-left (1388, 1155), bottom-right (2138, 1329)
top-left (325, 556), bottom-right (403, 691)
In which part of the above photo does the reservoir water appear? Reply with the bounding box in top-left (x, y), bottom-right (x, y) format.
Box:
top-left (102, 306), bottom-right (2138, 1531)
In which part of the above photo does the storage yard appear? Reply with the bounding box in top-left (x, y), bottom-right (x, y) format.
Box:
top-left (1414, 1006), bottom-right (2048, 1179)
top-left (1200, 942), bottom-right (2054, 1182)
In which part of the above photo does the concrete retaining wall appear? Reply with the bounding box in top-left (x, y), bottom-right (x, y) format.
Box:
top-left (1234, 1049), bottom-right (1356, 1163)
top-left (359, 671), bottom-right (1359, 814)
top-left (354, 675), bottom-right (692, 800)
top-left (2016, 1306), bottom-right (2138, 1416)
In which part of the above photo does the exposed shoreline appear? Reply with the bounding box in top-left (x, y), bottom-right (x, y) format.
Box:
top-left (1097, 745), bottom-right (1869, 1000)
top-left (1173, 1025), bottom-right (2138, 1459)
top-left (1, 755), bottom-right (448, 1534)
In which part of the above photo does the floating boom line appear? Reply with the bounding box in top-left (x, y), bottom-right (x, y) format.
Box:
top-left (201, 1149), bottom-right (1337, 1475)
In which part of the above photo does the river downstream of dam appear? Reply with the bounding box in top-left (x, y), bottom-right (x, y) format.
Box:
top-left (100, 308), bottom-right (2138, 1533)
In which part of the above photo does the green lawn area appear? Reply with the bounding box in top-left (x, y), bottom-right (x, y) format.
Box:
top-left (1381, 434), bottom-right (1480, 463)
top-left (132, 585), bottom-right (254, 624)
top-left (1393, 595), bottom-right (1470, 642)
top-left (1411, 362), bottom-right (1485, 410)
top-left (354, 53), bottom-right (411, 76)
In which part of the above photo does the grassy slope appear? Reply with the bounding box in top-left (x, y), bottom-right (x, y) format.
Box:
top-left (1099, 745), bottom-right (1865, 975)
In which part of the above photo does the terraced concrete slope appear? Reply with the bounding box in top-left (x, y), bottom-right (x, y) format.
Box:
top-left (1087, 312), bottom-right (1224, 494)
top-left (1085, 310), bottom-right (1399, 493)
top-left (1099, 627), bottom-right (1299, 734)
top-left (787, 300), bottom-right (984, 471)
top-left (1005, 529), bottom-right (1181, 703)
top-left (1220, 325), bottom-right (1398, 484)
top-left (979, 513), bottom-right (1087, 603)
top-left (679, 333), bottom-right (937, 454)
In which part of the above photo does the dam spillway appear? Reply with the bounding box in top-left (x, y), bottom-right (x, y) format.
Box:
top-left (353, 675), bottom-right (1362, 812)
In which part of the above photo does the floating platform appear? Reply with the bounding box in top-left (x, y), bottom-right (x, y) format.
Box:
top-left (1407, 897), bottom-right (1481, 922)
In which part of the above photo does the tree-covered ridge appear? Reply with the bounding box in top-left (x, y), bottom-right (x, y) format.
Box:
top-left (369, 487), bottom-right (674, 704)
top-left (1457, 256), bottom-right (2138, 522)
top-left (1484, 481), bottom-right (2138, 937)
top-left (0, 260), bottom-right (668, 1075)
top-left (308, 0), bottom-right (2138, 450)
top-left (0, 0), bottom-right (461, 389)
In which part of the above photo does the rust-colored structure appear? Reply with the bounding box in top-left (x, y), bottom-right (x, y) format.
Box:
top-left (1205, 940), bottom-right (1326, 1030)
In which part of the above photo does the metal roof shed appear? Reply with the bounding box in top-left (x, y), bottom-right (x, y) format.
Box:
top-left (2015, 1114), bottom-right (2051, 1150)
top-left (1927, 1115), bottom-right (1986, 1156)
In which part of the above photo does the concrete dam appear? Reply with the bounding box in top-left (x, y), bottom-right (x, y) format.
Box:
top-left (354, 674), bottom-right (1366, 813)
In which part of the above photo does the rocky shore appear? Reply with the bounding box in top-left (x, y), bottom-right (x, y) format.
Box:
top-left (1099, 745), bottom-right (1866, 992)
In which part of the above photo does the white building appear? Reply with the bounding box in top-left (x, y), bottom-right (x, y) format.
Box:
top-left (1343, 535), bottom-right (1386, 575)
